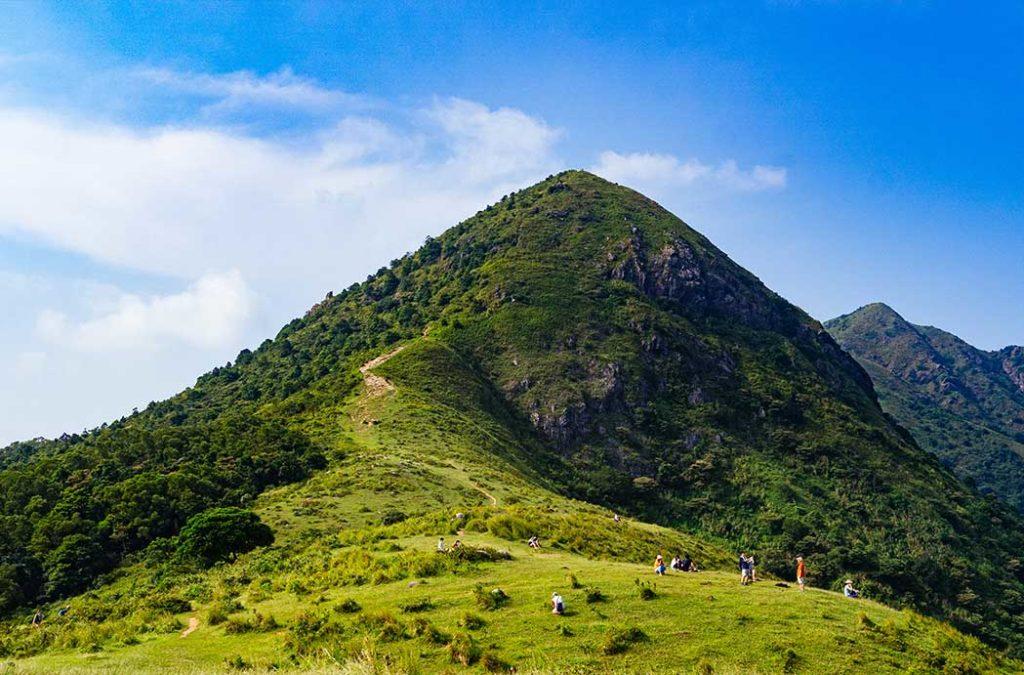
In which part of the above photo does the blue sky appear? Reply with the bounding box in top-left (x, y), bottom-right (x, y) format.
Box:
top-left (1, 1), bottom-right (1022, 445)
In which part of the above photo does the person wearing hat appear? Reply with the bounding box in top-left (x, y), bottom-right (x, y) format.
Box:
top-left (552, 592), bottom-right (565, 615)
top-left (843, 579), bottom-right (860, 598)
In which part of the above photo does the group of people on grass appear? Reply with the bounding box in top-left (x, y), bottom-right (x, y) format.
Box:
top-left (436, 536), bottom-right (465, 552)
top-left (653, 553), bottom-right (700, 575)
top-left (648, 550), bottom-right (861, 598)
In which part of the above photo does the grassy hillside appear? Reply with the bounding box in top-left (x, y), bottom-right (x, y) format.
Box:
top-left (3, 171), bottom-right (1024, 664)
top-left (3, 337), bottom-right (1017, 673)
top-left (827, 303), bottom-right (1024, 512)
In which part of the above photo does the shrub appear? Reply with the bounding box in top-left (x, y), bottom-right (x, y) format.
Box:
top-left (334, 598), bottom-right (362, 614)
top-left (567, 573), bottom-right (582, 589)
top-left (474, 584), bottom-right (510, 610)
top-left (360, 611), bottom-right (407, 642)
top-left (225, 655), bottom-right (251, 670)
top-left (146, 593), bottom-right (192, 614)
top-left (399, 598), bottom-right (435, 613)
top-left (206, 598), bottom-right (242, 626)
top-left (409, 617), bottom-right (449, 645)
top-left (224, 611), bottom-right (278, 634)
top-left (446, 632), bottom-right (481, 666)
top-left (485, 514), bottom-right (534, 541)
top-left (460, 612), bottom-right (486, 630)
top-left (635, 579), bottom-right (657, 600)
top-left (585, 587), bottom-right (607, 603)
top-left (449, 546), bottom-right (513, 563)
top-left (380, 510), bottom-right (408, 526)
top-left (176, 508), bottom-right (273, 567)
top-left (285, 610), bottom-right (344, 656)
top-left (481, 651), bottom-right (514, 672)
top-left (601, 627), bottom-right (648, 655)
top-left (782, 648), bottom-right (799, 673)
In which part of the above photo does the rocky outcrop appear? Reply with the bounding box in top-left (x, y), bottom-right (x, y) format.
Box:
top-left (1001, 346), bottom-right (1024, 394)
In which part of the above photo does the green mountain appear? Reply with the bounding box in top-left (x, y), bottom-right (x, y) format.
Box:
top-left (826, 302), bottom-right (1024, 512)
top-left (2, 171), bottom-right (1024, 671)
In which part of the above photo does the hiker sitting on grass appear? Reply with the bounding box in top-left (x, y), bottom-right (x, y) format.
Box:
top-left (680, 555), bottom-right (694, 572)
top-left (452, 539), bottom-right (463, 550)
top-left (31, 609), bottom-right (43, 627)
top-left (528, 535), bottom-right (541, 549)
top-left (437, 537), bottom-right (447, 553)
top-left (654, 554), bottom-right (667, 575)
top-left (552, 592), bottom-right (565, 615)
top-left (843, 579), bottom-right (860, 599)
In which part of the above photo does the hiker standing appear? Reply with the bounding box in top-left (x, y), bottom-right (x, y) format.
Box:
top-left (739, 553), bottom-right (751, 585)
top-left (796, 556), bottom-right (807, 591)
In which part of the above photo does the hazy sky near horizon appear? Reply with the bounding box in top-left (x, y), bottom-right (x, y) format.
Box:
top-left (1, 1), bottom-right (1022, 445)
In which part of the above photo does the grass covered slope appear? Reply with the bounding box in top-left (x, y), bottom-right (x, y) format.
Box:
top-left (827, 303), bottom-right (1024, 512)
top-left (12, 544), bottom-right (1017, 674)
top-left (4, 339), bottom-right (1018, 674)
top-left (3, 170), bottom-right (1024, 660)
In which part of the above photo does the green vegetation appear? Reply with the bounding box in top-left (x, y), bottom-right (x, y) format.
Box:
top-left (176, 508), bottom-right (274, 567)
top-left (828, 302), bottom-right (1024, 512)
top-left (0, 413), bottom-right (323, 613)
top-left (1, 171), bottom-right (1024, 670)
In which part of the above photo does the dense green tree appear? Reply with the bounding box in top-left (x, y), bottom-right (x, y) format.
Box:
top-left (175, 507), bottom-right (273, 567)
top-left (43, 534), bottom-right (106, 598)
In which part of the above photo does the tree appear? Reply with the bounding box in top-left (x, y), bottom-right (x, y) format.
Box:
top-left (175, 508), bottom-right (273, 567)
top-left (43, 534), bottom-right (106, 598)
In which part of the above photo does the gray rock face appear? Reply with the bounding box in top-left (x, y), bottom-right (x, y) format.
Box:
top-left (1002, 346), bottom-right (1024, 394)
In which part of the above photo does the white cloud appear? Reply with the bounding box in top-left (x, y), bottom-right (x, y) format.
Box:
top-left (426, 98), bottom-right (561, 182)
top-left (133, 66), bottom-right (368, 114)
top-left (0, 98), bottom-right (560, 292)
top-left (35, 270), bottom-right (253, 352)
top-left (593, 151), bottom-right (787, 192)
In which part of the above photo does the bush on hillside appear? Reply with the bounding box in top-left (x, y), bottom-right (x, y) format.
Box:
top-left (176, 508), bottom-right (273, 567)
top-left (473, 584), bottom-right (510, 610)
top-left (601, 626), bottom-right (648, 655)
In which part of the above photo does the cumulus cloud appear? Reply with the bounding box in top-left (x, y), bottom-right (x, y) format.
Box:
top-left (0, 98), bottom-right (560, 291)
top-left (35, 270), bottom-right (253, 352)
top-left (427, 98), bottom-right (561, 182)
top-left (593, 151), bottom-right (787, 192)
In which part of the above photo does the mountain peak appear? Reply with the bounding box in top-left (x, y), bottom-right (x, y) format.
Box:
top-left (825, 302), bottom-right (908, 329)
top-left (5, 174), bottom-right (1024, 658)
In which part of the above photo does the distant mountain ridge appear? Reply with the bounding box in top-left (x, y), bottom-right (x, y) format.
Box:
top-left (827, 302), bottom-right (1024, 511)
